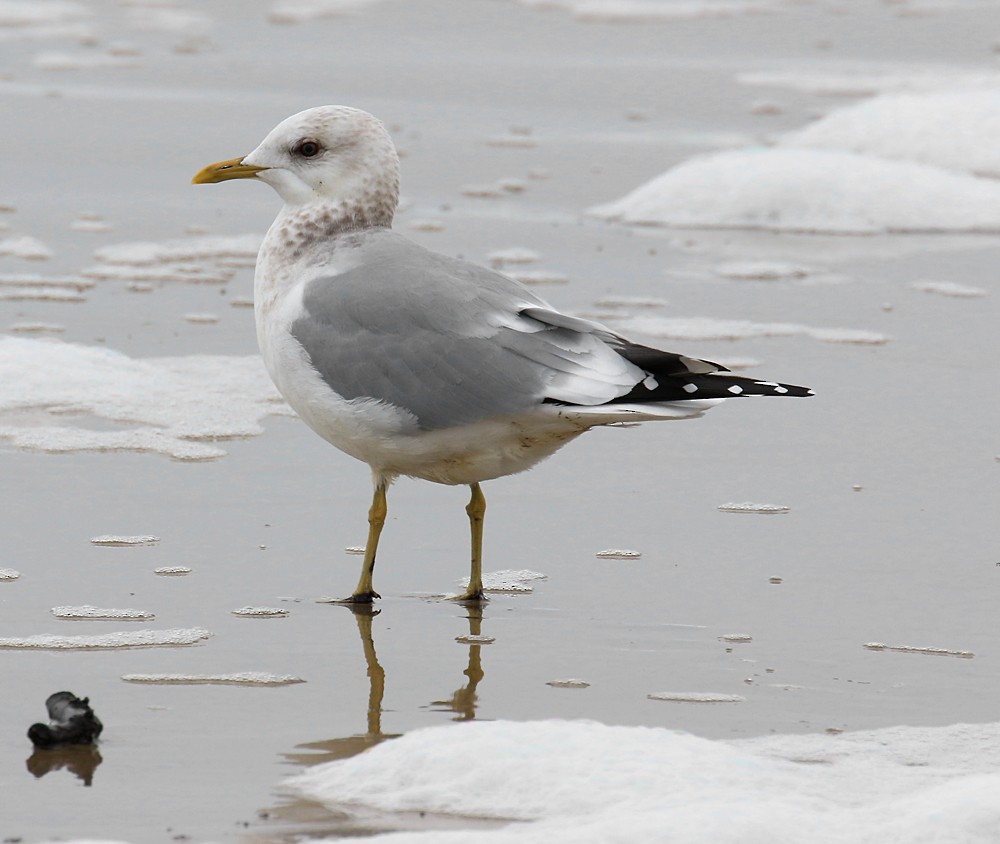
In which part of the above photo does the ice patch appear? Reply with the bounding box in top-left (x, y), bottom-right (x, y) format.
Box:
top-left (718, 502), bottom-right (791, 514)
top-left (122, 672), bottom-right (304, 686)
top-left (589, 148), bottom-right (1000, 234)
top-left (281, 718), bottom-right (1000, 843)
top-left (719, 633), bottom-right (753, 643)
top-left (0, 627), bottom-right (211, 649)
top-left (594, 549), bottom-right (641, 559)
top-left (546, 679), bottom-right (590, 688)
top-left (90, 535), bottom-right (160, 546)
top-left (864, 642), bottom-right (974, 658)
top-left (154, 566), bottom-right (192, 576)
top-left (780, 90), bottom-right (1000, 178)
top-left (0, 235), bottom-right (52, 260)
top-left (0, 568), bottom-right (20, 581)
top-left (0, 337), bottom-right (289, 460)
top-left (911, 280), bottom-right (987, 298)
top-left (52, 605), bottom-right (155, 620)
top-left (614, 315), bottom-right (889, 345)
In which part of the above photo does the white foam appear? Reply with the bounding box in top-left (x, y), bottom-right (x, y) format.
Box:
top-left (739, 65), bottom-right (1000, 96)
top-left (546, 679), bottom-right (590, 688)
top-left (0, 1), bottom-right (90, 28)
top-left (154, 566), bottom-right (192, 576)
top-left (589, 148), bottom-right (1000, 234)
top-left (718, 502), bottom-right (791, 514)
top-left (864, 642), bottom-right (974, 658)
top-left (231, 607), bottom-right (289, 618)
top-left (780, 90), bottom-right (1000, 178)
top-left (505, 270), bottom-right (569, 286)
top-left (0, 235), bottom-right (52, 260)
top-left (714, 260), bottom-right (811, 281)
top-left (614, 315), bottom-right (889, 345)
top-left (593, 295), bottom-right (669, 309)
top-left (648, 692), bottom-right (747, 702)
top-left (93, 234), bottom-right (260, 266)
top-left (488, 248), bottom-right (542, 267)
top-left (8, 322), bottom-right (65, 333)
top-left (0, 568), bottom-right (20, 581)
top-left (83, 263), bottom-right (235, 284)
top-left (33, 50), bottom-right (140, 70)
top-left (594, 549), bottom-right (641, 559)
top-left (0, 287), bottom-right (84, 302)
top-left (0, 273), bottom-right (93, 290)
top-left (0, 627), bottom-right (211, 649)
top-left (122, 672), bottom-right (304, 686)
top-left (284, 718), bottom-right (1000, 843)
top-left (912, 281), bottom-right (987, 298)
top-left (407, 219), bottom-right (446, 232)
top-left (90, 535), bottom-right (160, 546)
top-left (515, 0), bottom-right (774, 22)
top-left (0, 337), bottom-right (288, 460)
top-left (268, 0), bottom-right (383, 24)
top-left (455, 634), bottom-right (496, 645)
top-left (183, 312), bottom-right (220, 324)
top-left (718, 633), bottom-right (753, 643)
top-left (460, 570), bottom-right (548, 593)
top-left (52, 605), bottom-right (155, 620)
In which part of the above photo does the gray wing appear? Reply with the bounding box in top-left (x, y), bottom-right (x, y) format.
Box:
top-left (290, 231), bottom-right (645, 431)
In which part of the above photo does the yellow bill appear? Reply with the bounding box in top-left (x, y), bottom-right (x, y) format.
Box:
top-left (192, 157), bottom-right (268, 185)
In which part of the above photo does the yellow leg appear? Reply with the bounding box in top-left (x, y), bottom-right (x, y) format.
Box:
top-left (336, 481), bottom-right (386, 604)
top-left (454, 482), bottom-right (487, 602)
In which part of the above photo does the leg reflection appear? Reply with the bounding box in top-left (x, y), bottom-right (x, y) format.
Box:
top-left (430, 605), bottom-right (486, 721)
top-left (284, 604), bottom-right (398, 766)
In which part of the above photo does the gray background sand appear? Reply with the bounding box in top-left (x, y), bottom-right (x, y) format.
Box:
top-left (1, 1), bottom-right (999, 840)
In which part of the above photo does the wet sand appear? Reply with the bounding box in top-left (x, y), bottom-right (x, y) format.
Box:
top-left (2, 1), bottom-right (1000, 841)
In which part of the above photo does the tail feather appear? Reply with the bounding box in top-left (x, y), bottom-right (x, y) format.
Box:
top-left (614, 339), bottom-right (813, 402)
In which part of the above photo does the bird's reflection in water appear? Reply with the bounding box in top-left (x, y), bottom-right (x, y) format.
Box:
top-left (283, 604), bottom-right (400, 767)
top-left (428, 604), bottom-right (485, 721)
top-left (256, 603), bottom-right (491, 841)
top-left (26, 744), bottom-right (103, 787)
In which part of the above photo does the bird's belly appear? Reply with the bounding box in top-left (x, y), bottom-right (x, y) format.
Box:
top-left (259, 325), bottom-right (588, 485)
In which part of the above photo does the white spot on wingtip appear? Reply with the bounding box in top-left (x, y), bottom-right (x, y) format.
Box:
top-left (642, 374), bottom-right (659, 390)
top-left (728, 384), bottom-right (743, 394)
top-left (682, 383), bottom-right (698, 393)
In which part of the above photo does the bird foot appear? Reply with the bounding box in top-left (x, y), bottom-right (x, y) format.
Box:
top-left (318, 590), bottom-right (381, 605)
top-left (447, 589), bottom-right (488, 604)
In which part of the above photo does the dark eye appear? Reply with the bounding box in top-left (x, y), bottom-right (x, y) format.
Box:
top-left (294, 139), bottom-right (321, 158)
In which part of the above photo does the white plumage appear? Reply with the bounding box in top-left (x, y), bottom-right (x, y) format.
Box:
top-left (193, 105), bottom-right (811, 603)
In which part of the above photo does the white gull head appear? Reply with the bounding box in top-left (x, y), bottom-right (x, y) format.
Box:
top-left (195, 105), bottom-right (401, 228)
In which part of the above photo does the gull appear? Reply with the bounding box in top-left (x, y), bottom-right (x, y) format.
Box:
top-left (193, 106), bottom-right (812, 604)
